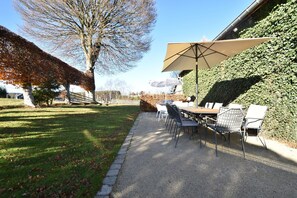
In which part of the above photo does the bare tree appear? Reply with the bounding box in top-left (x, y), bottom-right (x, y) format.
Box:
top-left (104, 78), bottom-right (129, 95)
top-left (14, 0), bottom-right (157, 102)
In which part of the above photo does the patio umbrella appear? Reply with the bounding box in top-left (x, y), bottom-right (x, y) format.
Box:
top-left (149, 77), bottom-right (182, 100)
top-left (162, 37), bottom-right (271, 107)
top-left (149, 77), bottom-right (182, 88)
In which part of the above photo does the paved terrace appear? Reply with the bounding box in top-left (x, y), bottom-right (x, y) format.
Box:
top-left (101, 112), bottom-right (297, 198)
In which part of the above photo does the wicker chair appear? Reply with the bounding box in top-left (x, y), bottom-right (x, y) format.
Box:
top-left (205, 102), bottom-right (214, 109)
top-left (166, 104), bottom-right (199, 147)
top-left (156, 103), bottom-right (168, 121)
top-left (244, 104), bottom-right (268, 148)
top-left (212, 103), bottom-right (223, 109)
top-left (228, 103), bottom-right (243, 109)
top-left (207, 107), bottom-right (246, 158)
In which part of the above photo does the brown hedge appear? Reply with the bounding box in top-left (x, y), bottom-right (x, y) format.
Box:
top-left (0, 25), bottom-right (92, 90)
top-left (140, 94), bottom-right (186, 112)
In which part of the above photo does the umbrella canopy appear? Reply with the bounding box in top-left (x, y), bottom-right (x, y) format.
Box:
top-left (149, 77), bottom-right (182, 88)
top-left (162, 37), bottom-right (272, 106)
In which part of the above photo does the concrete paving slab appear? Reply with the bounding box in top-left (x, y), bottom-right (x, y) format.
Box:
top-left (112, 112), bottom-right (297, 198)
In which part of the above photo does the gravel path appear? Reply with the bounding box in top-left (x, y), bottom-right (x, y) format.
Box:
top-left (111, 112), bottom-right (297, 198)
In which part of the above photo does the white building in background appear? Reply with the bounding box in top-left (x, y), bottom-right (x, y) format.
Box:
top-left (0, 81), bottom-right (23, 98)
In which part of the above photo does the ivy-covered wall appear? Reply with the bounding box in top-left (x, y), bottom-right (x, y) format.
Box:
top-left (183, 0), bottom-right (297, 144)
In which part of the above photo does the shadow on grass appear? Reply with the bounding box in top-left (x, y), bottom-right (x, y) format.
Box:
top-left (0, 105), bottom-right (139, 197)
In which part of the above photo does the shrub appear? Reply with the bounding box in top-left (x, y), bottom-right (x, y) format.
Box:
top-left (0, 86), bottom-right (7, 98)
top-left (33, 80), bottom-right (61, 106)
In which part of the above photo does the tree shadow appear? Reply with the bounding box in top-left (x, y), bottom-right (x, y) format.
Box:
top-left (200, 75), bottom-right (262, 106)
top-left (0, 105), bottom-right (139, 197)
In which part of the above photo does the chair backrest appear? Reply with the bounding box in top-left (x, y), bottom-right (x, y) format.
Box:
top-left (228, 103), bottom-right (243, 109)
top-left (156, 104), bottom-right (167, 112)
top-left (205, 102), bottom-right (214, 109)
top-left (162, 99), bottom-right (173, 104)
top-left (245, 104), bottom-right (268, 129)
top-left (213, 103), bottom-right (223, 109)
top-left (166, 104), bottom-right (182, 123)
top-left (216, 107), bottom-right (245, 133)
top-left (173, 101), bottom-right (182, 106)
top-left (166, 103), bottom-right (174, 118)
top-left (188, 102), bottom-right (194, 107)
top-left (179, 102), bottom-right (189, 107)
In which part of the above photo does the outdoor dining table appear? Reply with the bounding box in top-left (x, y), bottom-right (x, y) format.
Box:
top-left (179, 107), bottom-right (219, 147)
top-left (179, 106), bottom-right (219, 116)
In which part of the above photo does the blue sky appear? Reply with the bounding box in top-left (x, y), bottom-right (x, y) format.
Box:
top-left (0, 0), bottom-right (254, 93)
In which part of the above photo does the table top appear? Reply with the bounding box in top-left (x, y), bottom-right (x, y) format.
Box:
top-left (180, 107), bottom-right (219, 115)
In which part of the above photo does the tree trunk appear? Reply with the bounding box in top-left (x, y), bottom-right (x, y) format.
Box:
top-left (64, 83), bottom-right (71, 104)
top-left (85, 60), bottom-right (96, 103)
top-left (22, 83), bottom-right (35, 107)
top-left (86, 84), bottom-right (96, 103)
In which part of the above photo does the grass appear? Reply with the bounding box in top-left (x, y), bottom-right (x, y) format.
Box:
top-left (0, 98), bottom-right (24, 108)
top-left (0, 100), bottom-right (139, 197)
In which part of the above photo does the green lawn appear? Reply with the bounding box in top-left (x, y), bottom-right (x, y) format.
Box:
top-left (0, 98), bottom-right (24, 108)
top-left (0, 102), bottom-right (139, 197)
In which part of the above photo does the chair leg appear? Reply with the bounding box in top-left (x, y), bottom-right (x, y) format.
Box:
top-left (164, 114), bottom-right (168, 122)
top-left (167, 118), bottom-right (171, 129)
top-left (168, 119), bottom-right (173, 133)
top-left (241, 132), bottom-right (246, 159)
top-left (158, 112), bottom-right (162, 121)
top-left (204, 126), bottom-right (207, 146)
top-left (220, 133), bottom-right (227, 141)
top-left (172, 124), bottom-right (178, 139)
top-left (214, 131), bottom-right (218, 157)
top-left (165, 117), bottom-right (169, 127)
top-left (199, 127), bottom-right (202, 148)
top-left (170, 120), bottom-right (175, 134)
top-left (258, 136), bottom-right (267, 149)
top-left (175, 127), bottom-right (181, 148)
top-left (171, 123), bottom-right (175, 138)
top-left (189, 127), bottom-right (192, 140)
top-left (244, 130), bottom-right (248, 142)
top-left (256, 129), bottom-right (267, 149)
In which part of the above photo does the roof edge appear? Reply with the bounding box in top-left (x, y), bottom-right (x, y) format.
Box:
top-left (213, 0), bottom-right (268, 40)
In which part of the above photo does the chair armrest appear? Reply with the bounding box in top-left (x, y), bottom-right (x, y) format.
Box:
top-left (205, 116), bottom-right (216, 122)
top-left (204, 116), bottom-right (217, 126)
top-left (245, 117), bottom-right (264, 120)
top-left (245, 117), bottom-right (264, 123)
top-left (244, 117), bottom-right (264, 128)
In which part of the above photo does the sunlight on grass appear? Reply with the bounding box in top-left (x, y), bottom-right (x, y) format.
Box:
top-left (0, 98), bottom-right (24, 107)
top-left (0, 120), bottom-right (32, 128)
top-left (0, 105), bottom-right (139, 197)
top-left (83, 129), bottom-right (103, 148)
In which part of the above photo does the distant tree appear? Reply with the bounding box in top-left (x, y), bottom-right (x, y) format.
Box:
top-left (104, 78), bottom-right (129, 97)
top-left (32, 80), bottom-right (61, 106)
top-left (15, 0), bottom-right (157, 102)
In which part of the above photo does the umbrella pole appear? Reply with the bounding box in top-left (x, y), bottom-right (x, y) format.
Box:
top-left (195, 64), bottom-right (198, 107)
top-left (195, 44), bottom-right (199, 107)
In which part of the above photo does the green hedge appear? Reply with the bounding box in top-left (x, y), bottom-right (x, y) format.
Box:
top-left (183, 0), bottom-right (297, 144)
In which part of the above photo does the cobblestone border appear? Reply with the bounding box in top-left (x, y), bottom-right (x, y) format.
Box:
top-left (94, 114), bottom-right (141, 198)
